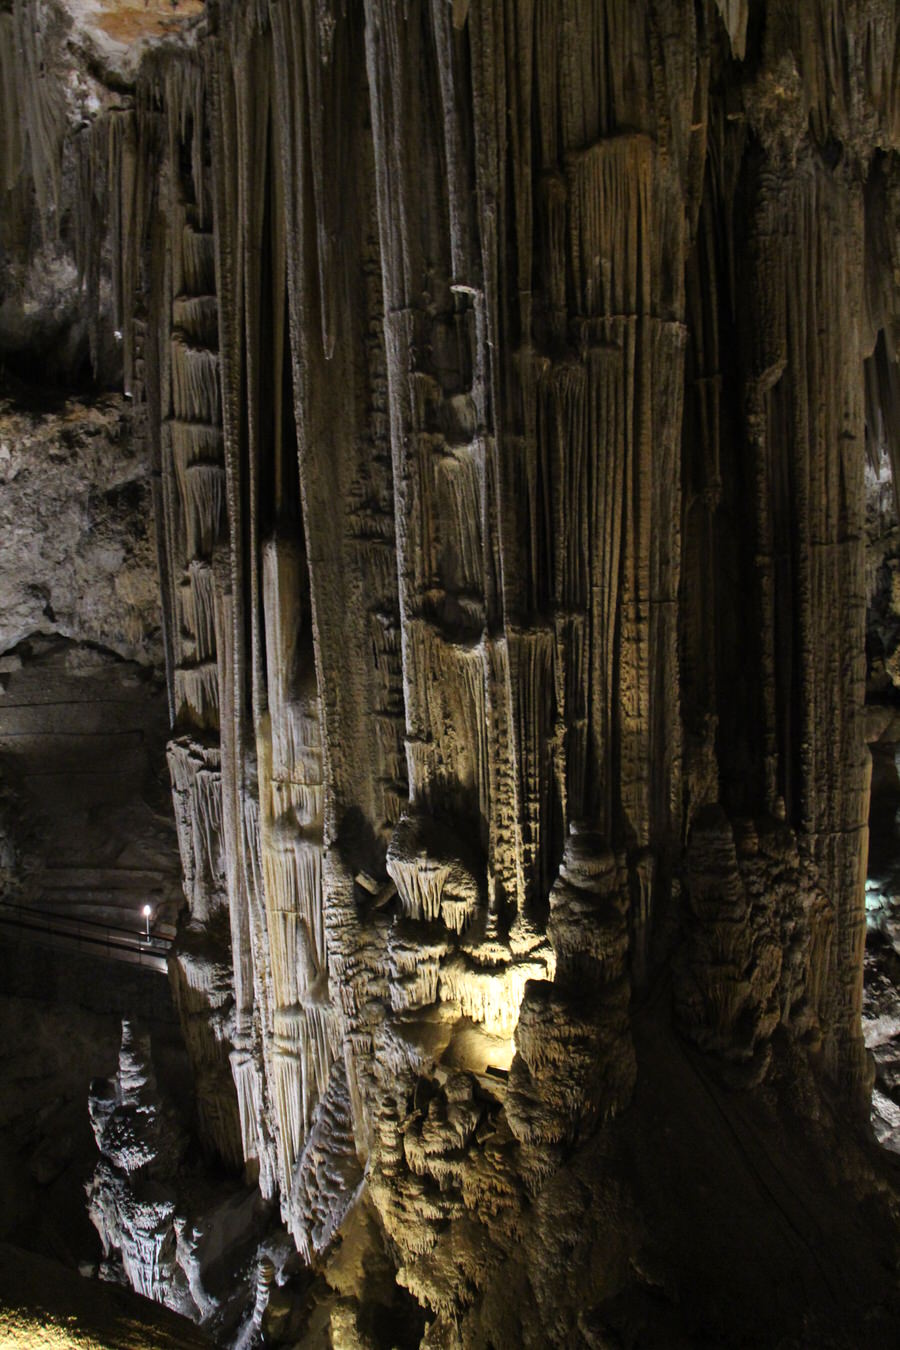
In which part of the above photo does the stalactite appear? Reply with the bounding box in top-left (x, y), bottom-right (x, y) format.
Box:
top-left (0, 13), bottom-right (23, 195)
top-left (170, 337), bottom-right (221, 427)
top-left (181, 224), bottom-right (216, 294)
top-left (107, 109), bottom-right (142, 393)
top-left (11, 0), bottom-right (66, 227)
top-left (174, 660), bottom-right (220, 730)
top-left (167, 738), bottom-right (225, 922)
top-left (714, 0), bottom-right (749, 60)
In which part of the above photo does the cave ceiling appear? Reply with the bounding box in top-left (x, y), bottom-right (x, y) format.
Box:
top-left (60, 0), bottom-right (203, 71)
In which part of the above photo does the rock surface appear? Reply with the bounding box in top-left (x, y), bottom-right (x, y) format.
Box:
top-left (0, 1238), bottom-right (213, 1348)
top-left (0, 394), bottom-right (162, 665)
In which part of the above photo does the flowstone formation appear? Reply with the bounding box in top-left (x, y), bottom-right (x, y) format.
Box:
top-left (4, 0), bottom-right (900, 1345)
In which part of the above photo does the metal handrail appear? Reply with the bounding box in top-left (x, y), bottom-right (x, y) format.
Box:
top-left (0, 902), bottom-right (172, 971)
top-left (0, 900), bottom-right (173, 945)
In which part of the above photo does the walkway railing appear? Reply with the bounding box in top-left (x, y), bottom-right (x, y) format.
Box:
top-left (0, 901), bottom-right (173, 973)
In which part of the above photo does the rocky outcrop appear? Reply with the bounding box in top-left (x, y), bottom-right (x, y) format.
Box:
top-left (0, 1238), bottom-right (213, 1349)
top-left (0, 395), bottom-right (161, 663)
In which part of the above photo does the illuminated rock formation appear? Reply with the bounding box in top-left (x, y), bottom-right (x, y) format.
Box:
top-left (87, 1019), bottom-right (269, 1338)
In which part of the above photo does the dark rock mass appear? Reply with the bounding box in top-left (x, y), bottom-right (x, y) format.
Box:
top-left (2, 1), bottom-right (900, 1346)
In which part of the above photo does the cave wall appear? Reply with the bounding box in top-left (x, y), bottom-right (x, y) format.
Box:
top-left (0, 391), bottom-right (182, 938)
top-left (0, 0), bottom-right (185, 935)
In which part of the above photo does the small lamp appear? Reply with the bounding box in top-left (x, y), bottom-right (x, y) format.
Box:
top-left (142, 904), bottom-right (152, 942)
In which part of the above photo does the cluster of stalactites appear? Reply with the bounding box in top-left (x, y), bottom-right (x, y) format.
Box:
top-left (0, 1), bottom-right (66, 223)
top-left (44, 6), bottom-right (900, 1333)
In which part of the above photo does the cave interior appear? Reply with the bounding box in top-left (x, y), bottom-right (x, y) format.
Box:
top-left (1, 1), bottom-right (900, 1347)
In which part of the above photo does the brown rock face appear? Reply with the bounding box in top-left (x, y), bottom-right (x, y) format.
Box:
top-left (89, 0), bottom-right (204, 46)
top-left (3, 0), bottom-right (900, 1346)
